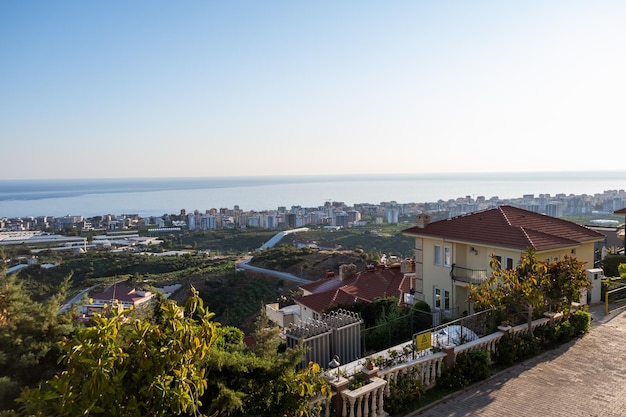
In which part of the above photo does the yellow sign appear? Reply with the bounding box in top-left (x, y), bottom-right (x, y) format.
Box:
top-left (416, 332), bottom-right (432, 351)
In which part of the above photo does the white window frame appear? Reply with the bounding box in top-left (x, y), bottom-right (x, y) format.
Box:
top-left (434, 287), bottom-right (442, 310)
top-left (444, 246), bottom-right (452, 267)
top-left (434, 245), bottom-right (442, 266)
top-left (505, 257), bottom-right (514, 270)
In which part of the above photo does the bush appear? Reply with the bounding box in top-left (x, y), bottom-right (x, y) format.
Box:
top-left (347, 371), bottom-right (369, 390)
top-left (495, 334), bottom-right (541, 366)
top-left (568, 309), bottom-right (591, 335)
top-left (555, 320), bottom-right (575, 342)
top-left (385, 367), bottom-right (425, 415)
top-left (601, 255), bottom-right (626, 277)
top-left (437, 350), bottom-right (491, 391)
top-left (533, 324), bottom-right (558, 349)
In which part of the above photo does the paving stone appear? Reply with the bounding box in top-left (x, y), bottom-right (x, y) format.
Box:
top-left (405, 304), bottom-right (626, 417)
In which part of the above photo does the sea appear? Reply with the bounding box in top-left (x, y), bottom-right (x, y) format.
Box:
top-left (0, 171), bottom-right (625, 218)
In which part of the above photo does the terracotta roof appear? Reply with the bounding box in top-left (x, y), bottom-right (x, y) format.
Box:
top-left (295, 266), bottom-right (411, 313)
top-left (614, 207), bottom-right (626, 215)
top-left (402, 205), bottom-right (605, 251)
top-left (91, 284), bottom-right (148, 304)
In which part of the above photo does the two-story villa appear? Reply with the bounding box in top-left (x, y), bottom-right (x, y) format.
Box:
top-left (402, 205), bottom-right (605, 319)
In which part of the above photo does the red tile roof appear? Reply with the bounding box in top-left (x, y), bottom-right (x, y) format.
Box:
top-left (91, 284), bottom-right (147, 304)
top-left (402, 205), bottom-right (604, 251)
top-left (615, 207), bottom-right (626, 215)
top-left (295, 266), bottom-right (411, 313)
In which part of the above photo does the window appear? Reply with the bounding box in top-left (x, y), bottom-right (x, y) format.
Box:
top-left (444, 246), bottom-right (451, 267)
top-left (434, 245), bottom-right (442, 265)
top-left (493, 255), bottom-right (502, 269)
top-left (312, 312), bottom-right (319, 320)
top-left (444, 290), bottom-right (450, 311)
top-left (434, 288), bottom-right (441, 309)
top-left (505, 257), bottom-right (514, 270)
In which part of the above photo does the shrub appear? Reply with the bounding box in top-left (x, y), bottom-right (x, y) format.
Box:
top-left (437, 350), bottom-right (491, 391)
top-left (533, 324), bottom-right (558, 349)
top-left (568, 309), bottom-right (591, 335)
top-left (385, 367), bottom-right (425, 415)
top-left (495, 334), bottom-right (540, 365)
top-left (347, 371), bottom-right (369, 390)
top-left (555, 320), bottom-right (574, 342)
top-left (601, 255), bottom-right (626, 277)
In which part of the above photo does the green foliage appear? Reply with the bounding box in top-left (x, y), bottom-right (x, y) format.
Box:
top-left (533, 324), bottom-right (559, 349)
top-left (470, 250), bottom-right (589, 336)
top-left (201, 274), bottom-right (280, 330)
top-left (495, 334), bottom-right (541, 366)
top-left (200, 312), bottom-right (330, 417)
top-left (385, 367), bottom-right (425, 415)
top-left (543, 257), bottom-right (589, 313)
top-left (250, 245), bottom-right (315, 269)
top-left (568, 309), bottom-right (591, 335)
top-left (437, 350), bottom-right (491, 391)
top-left (329, 298), bottom-right (432, 355)
top-left (601, 255), bottom-right (626, 277)
top-left (555, 320), bottom-right (574, 343)
top-left (179, 229), bottom-right (277, 254)
top-left (347, 371), bottom-right (369, 390)
top-left (213, 326), bottom-right (244, 351)
top-left (0, 273), bottom-right (77, 411)
top-left (619, 263), bottom-right (626, 279)
top-left (282, 224), bottom-right (415, 258)
top-left (16, 251), bottom-right (235, 302)
top-left (16, 287), bottom-right (218, 417)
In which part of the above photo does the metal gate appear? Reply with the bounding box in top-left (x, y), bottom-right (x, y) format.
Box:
top-left (285, 309), bottom-right (363, 369)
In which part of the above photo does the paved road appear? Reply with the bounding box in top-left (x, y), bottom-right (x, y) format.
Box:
top-left (58, 285), bottom-right (95, 314)
top-left (237, 257), bottom-right (310, 284)
top-left (406, 305), bottom-right (626, 417)
top-left (237, 227), bottom-right (312, 284)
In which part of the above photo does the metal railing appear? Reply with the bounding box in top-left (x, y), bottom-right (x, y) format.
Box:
top-left (451, 265), bottom-right (489, 284)
top-left (605, 285), bottom-right (626, 315)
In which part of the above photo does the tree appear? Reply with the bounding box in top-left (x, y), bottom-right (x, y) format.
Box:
top-left (543, 256), bottom-right (590, 313)
top-left (199, 310), bottom-right (331, 417)
top-left (14, 291), bottom-right (329, 417)
top-left (470, 250), bottom-right (588, 336)
top-left (16, 287), bottom-right (218, 417)
top-left (0, 271), bottom-right (77, 411)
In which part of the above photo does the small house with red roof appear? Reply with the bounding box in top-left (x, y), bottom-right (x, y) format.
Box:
top-left (293, 260), bottom-right (415, 322)
top-left (402, 206), bottom-right (605, 318)
top-left (85, 283), bottom-right (154, 315)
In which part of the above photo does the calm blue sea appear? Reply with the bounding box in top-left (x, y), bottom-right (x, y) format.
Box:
top-left (0, 171), bottom-right (625, 218)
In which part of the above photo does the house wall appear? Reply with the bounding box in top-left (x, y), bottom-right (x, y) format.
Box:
top-left (415, 237), bottom-right (598, 316)
top-left (297, 302), bottom-right (319, 322)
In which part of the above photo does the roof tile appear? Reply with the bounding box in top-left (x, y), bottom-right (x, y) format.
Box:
top-left (403, 205), bottom-right (604, 251)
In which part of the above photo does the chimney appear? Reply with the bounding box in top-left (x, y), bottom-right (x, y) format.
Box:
top-left (401, 258), bottom-right (416, 273)
top-left (415, 213), bottom-right (431, 228)
top-left (339, 264), bottom-right (357, 280)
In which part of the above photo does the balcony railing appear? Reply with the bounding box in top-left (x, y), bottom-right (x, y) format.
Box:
top-left (451, 265), bottom-right (489, 284)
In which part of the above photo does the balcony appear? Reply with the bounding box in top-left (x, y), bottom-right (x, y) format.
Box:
top-left (451, 265), bottom-right (489, 284)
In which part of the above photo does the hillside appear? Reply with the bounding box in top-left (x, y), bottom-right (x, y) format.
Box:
top-left (170, 248), bottom-right (372, 334)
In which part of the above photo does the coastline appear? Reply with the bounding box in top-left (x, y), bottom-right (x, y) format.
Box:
top-left (0, 171), bottom-right (624, 218)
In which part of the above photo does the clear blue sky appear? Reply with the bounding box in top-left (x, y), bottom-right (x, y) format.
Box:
top-left (2, 1), bottom-right (625, 179)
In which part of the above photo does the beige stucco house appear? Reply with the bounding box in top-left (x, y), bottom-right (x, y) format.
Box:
top-left (402, 206), bottom-right (605, 319)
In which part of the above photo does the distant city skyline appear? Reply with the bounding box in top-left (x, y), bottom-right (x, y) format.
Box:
top-left (2, 1), bottom-right (626, 180)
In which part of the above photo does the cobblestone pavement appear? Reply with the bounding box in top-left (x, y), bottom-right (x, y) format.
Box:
top-left (406, 305), bottom-right (626, 417)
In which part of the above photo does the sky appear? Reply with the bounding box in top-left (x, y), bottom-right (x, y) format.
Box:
top-left (1, 1), bottom-right (625, 180)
